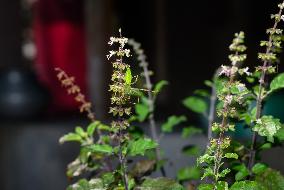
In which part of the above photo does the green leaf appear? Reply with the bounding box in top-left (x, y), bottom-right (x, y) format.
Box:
top-left (198, 184), bottom-right (214, 190)
top-left (135, 103), bottom-right (150, 122)
top-left (137, 177), bottom-right (184, 190)
top-left (125, 67), bottom-right (132, 85)
top-left (154, 80), bottom-right (169, 94)
top-left (182, 145), bottom-right (200, 156)
top-left (59, 133), bottom-right (82, 144)
top-left (87, 122), bottom-right (99, 136)
top-left (161, 115), bottom-right (187, 133)
top-left (219, 168), bottom-right (231, 178)
top-left (128, 138), bottom-right (158, 156)
top-left (182, 126), bottom-right (202, 138)
top-left (233, 164), bottom-right (249, 181)
top-left (224, 153), bottom-right (238, 159)
top-left (275, 127), bottom-right (284, 141)
top-left (259, 143), bottom-right (272, 150)
top-left (87, 144), bottom-right (113, 155)
top-left (269, 73), bottom-right (284, 93)
top-left (230, 181), bottom-right (259, 190)
top-left (253, 115), bottom-right (282, 142)
top-left (177, 166), bottom-right (201, 181)
top-left (216, 181), bottom-right (228, 190)
top-left (252, 163), bottom-right (267, 175)
top-left (67, 178), bottom-right (105, 190)
top-left (255, 168), bottom-right (284, 190)
top-left (75, 126), bottom-right (86, 138)
top-left (182, 96), bottom-right (207, 114)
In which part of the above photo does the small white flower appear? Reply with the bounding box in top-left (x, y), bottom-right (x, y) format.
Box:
top-left (242, 67), bottom-right (252, 76)
top-left (225, 95), bottom-right (233, 104)
top-left (106, 50), bottom-right (116, 60)
top-left (281, 15), bottom-right (284, 22)
top-left (219, 65), bottom-right (231, 76)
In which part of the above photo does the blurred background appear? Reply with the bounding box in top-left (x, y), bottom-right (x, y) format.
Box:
top-left (0, 0), bottom-right (284, 189)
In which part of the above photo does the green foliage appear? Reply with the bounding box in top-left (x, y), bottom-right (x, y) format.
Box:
top-left (255, 168), bottom-right (284, 190)
top-left (161, 115), bottom-right (187, 133)
top-left (233, 164), bottom-right (249, 181)
top-left (154, 80), bottom-right (169, 95)
top-left (67, 179), bottom-right (105, 190)
top-left (87, 144), bottom-right (113, 155)
top-left (182, 96), bottom-right (207, 114)
top-left (135, 103), bottom-right (149, 122)
top-left (252, 163), bottom-right (267, 175)
top-left (182, 145), bottom-right (200, 156)
top-left (125, 67), bottom-right (133, 85)
top-left (177, 166), bottom-right (201, 181)
top-left (181, 126), bottom-right (202, 138)
top-left (224, 153), bottom-right (238, 159)
top-left (128, 138), bottom-right (157, 156)
top-left (230, 181), bottom-right (259, 190)
top-left (269, 73), bottom-right (284, 93)
top-left (197, 184), bottom-right (214, 190)
top-left (253, 115), bottom-right (282, 142)
top-left (136, 178), bottom-right (184, 190)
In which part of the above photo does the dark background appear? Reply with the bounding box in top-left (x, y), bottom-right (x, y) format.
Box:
top-left (0, 0), bottom-right (284, 190)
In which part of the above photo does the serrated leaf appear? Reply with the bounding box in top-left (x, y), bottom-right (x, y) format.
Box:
top-left (87, 144), bottom-right (113, 155)
top-left (128, 138), bottom-right (158, 156)
top-left (230, 181), bottom-right (259, 190)
top-left (161, 115), bottom-right (187, 133)
top-left (182, 96), bottom-right (207, 114)
top-left (125, 67), bottom-right (132, 85)
top-left (224, 153), bottom-right (238, 159)
top-left (219, 168), bottom-right (231, 178)
top-left (136, 177), bottom-right (184, 190)
top-left (177, 166), bottom-right (201, 181)
top-left (182, 126), bottom-right (202, 138)
top-left (135, 103), bottom-right (149, 122)
top-left (252, 163), bottom-right (267, 175)
top-left (59, 133), bottom-right (82, 144)
top-left (269, 73), bottom-right (284, 93)
top-left (154, 80), bottom-right (169, 94)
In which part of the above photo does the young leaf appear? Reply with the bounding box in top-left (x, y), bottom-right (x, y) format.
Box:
top-left (216, 181), bottom-right (228, 190)
top-left (87, 122), bottom-right (98, 136)
top-left (224, 153), bottom-right (238, 159)
top-left (182, 96), bottom-right (207, 114)
top-left (161, 115), bottom-right (187, 133)
top-left (154, 80), bottom-right (169, 94)
top-left (125, 67), bottom-right (132, 85)
top-left (87, 144), bottom-right (113, 155)
top-left (252, 163), bottom-right (268, 175)
top-left (75, 127), bottom-right (86, 138)
top-left (135, 103), bottom-right (149, 122)
top-left (269, 73), bottom-right (284, 93)
top-left (128, 138), bottom-right (158, 156)
top-left (275, 127), bottom-right (284, 141)
top-left (182, 126), bottom-right (202, 138)
top-left (59, 133), bottom-right (82, 144)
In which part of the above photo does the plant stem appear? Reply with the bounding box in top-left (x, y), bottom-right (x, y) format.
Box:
top-left (118, 127), bottom-right (129, 190)
top-left (142, 62), bottom-right (167, 177)
top-left (248, 4), bottom-right (284, 173)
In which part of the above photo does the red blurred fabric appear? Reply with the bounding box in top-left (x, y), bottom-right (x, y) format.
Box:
top-left (33, 0), bottom-right (87, 112)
